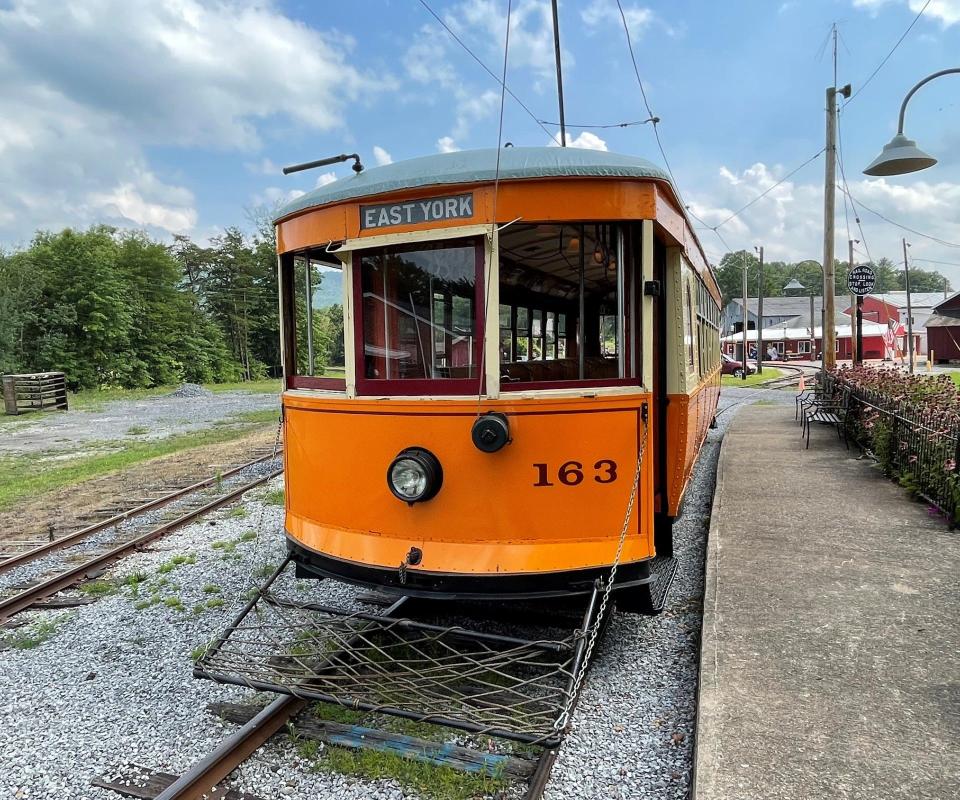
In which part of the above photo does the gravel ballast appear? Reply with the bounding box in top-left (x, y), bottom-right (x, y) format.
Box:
top-left (0, 388), bottom-right (791, 799)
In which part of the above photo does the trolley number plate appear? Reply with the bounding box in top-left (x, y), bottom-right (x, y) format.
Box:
top-left (533, 460), bottom-right (617, 486)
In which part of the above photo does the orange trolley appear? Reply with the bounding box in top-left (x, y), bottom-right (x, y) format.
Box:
top-left (274, 146), bottom-right (721, 613)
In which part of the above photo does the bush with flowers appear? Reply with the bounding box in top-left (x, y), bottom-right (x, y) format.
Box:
top-left (830, 365), bottom-right (960, 523)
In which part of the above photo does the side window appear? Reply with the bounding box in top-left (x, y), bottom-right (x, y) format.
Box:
top-left (685, 282), bottom-right (695, 369)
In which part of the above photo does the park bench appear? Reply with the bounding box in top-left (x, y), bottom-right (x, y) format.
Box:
top-left (801, 385), bottom-right (850, 450)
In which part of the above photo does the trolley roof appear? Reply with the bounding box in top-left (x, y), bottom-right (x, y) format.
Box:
top-left (274, 146), bottom-right (671, 221)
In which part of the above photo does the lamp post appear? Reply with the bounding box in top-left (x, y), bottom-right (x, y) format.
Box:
top-left (864, 68), bottom-right (960, 176)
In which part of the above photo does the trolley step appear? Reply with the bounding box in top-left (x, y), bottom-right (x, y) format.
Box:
top-left (646, 555), bottom-right (679, 613)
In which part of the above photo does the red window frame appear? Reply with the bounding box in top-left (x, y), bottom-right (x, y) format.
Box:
top-left (352, 237), bottom-right (486, 396)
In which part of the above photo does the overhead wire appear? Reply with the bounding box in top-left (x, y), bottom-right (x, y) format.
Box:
top-left (534, 116), bottom-right (658, 130)
top-left (614, 0), bottom-right (683, 206)
top-left (845, 0), bottom-right (931, 105)
top-left (844, 191), bottom-right (960, 248)
top-left (416, 0), bottom-right (556, 142)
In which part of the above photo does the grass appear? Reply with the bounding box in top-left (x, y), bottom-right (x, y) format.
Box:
top-left (125, 425), bottom-right (149, 436)
top-left (946, 371), bottom-right (960, 387)
top-left (226, 506), bottom-right (248, 519)
top-left (298, 740), bottom-right (507, 800)
top-left (261, 488), bottom-right (285, 506)
top-left (79, 580), bottom-right (118, 597)
top-left (157, 554), bottom-right (197, 574)
top-left (4, 614), bottom-right (73, 649)
top-left (721, 367), bottom-right (783, 388)
top-left (0, 420), bottom-right (276, 511)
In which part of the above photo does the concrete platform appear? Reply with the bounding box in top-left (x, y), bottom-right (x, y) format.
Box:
top-left (695, 405), bottom-right (959, 800)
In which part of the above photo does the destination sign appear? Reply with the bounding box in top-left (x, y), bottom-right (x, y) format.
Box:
top-left (360, 193), bottom-right (474, 230)
top-left (847, 264), bottom-right (876, 296)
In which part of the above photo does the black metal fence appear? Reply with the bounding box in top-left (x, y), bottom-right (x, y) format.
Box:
top-left (825, 372), bottom-right (960, 525)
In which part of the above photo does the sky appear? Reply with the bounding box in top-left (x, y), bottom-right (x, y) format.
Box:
top-left (1, 0), bottom-right (958, 281)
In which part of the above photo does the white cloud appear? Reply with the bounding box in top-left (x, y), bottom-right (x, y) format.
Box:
top-left (581, 0), bottom-right (653, 34)
top-left (546, 130), bottom-right (609, 150)
top-left (686, 161), bottom-right (960, 279)
top-left (373, 146), bottom-right (393, 166)
top-left (0, 0), bottom-right (395, 243)
top-left (853, 0), bottom-right (960, 24)
top-left (437, 136), bottom-right (460, 153)
top-left (452, 89), bottom-right (501, 139)
top-left (246, 158), bottom-right (282, 176)
top-left (315, 172), bottom-right (338, 188)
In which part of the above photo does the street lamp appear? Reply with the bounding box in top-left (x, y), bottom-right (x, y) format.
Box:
top-left (863, 68), bottom-right (960, 176)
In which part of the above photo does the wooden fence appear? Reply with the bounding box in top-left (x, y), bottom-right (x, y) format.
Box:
top-left (2, 372), bottom-right (69, 415)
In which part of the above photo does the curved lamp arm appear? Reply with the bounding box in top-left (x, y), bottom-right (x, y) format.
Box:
top-left (898, 68), bottom-right (960, 134)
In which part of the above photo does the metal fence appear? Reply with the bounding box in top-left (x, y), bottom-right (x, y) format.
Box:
top-left (826, 372), bottom-right (960, 526)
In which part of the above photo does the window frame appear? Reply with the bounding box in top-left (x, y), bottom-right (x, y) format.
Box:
top-left (281, 250), bottom-right (347, 392)
top-left (351, 236), bottom-right (486, 396)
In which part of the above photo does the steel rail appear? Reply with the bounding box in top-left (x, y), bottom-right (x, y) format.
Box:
top-left (0, 467), bottom-right (282, 623)
top-left (0, 451), bottom-right (280, 575)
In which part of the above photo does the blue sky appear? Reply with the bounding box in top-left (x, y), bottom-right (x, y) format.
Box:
top-left (1, 0), bottom-right (958, 279)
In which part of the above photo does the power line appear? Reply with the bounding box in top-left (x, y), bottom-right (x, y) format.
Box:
top-left (714, 149), bottom-right (825, 230)
top-left (416, 0), bottom-right (555, 142)
top-left (845, 189), bottom-right (960, 248)
top-left (836, 108), bottom-right (874, 264)
top-left (535, 116), bottom-right (658, 130)
top-left (845, 0), bottom-right (931, 105)
top-left (615, 0), bottom-right (683, 205)
top-left (911, 257), bottom-right (960, 267)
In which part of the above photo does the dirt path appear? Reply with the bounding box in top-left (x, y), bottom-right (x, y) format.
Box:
top-left (0, 427), bottom-right (278, 549)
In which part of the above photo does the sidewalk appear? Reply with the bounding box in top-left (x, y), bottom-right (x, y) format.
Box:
top-left (695, 405), bottom-right (959, 800)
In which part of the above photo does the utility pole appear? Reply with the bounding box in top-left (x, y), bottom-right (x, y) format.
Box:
top-left (822, 82), bottom-right (851, 370)
top-left (848, 239), bottom-right (857, 364)
top-left (755, 246), bottom-right (764, 374)
top-left (550, 0), bottom-right (567, 147)
top-left (741, 251), bottom-right (748, 380)
top-left (810, 293), bottom-right (816, 362)
top-left (903, 238), bottom-right (915, 374)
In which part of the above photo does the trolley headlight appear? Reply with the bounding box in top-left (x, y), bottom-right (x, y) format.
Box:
top-left (387, 448), bottom-right (443, 504)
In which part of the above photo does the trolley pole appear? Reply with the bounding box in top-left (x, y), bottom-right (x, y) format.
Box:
top-left (903, 238), bottom-right (915, 374)
top-left (756, 245), bottom-right (764, 374)
top-left (550, 0), bottom-right (567, 147)
top-left (848, 239), bottom-right (857, 365)
top-left (741, 252), bottom-right (748, 380)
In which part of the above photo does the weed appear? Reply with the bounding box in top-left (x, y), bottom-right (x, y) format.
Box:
top-left (255, 563), bottom-right (277, 578)
top-left (214, 470), bottom-right (224, 492)
top-left (226, 506), bottom-right (248, 519)
top-left (192, 603), bottom-right (206, 615)
top-left (190, 640), bottom-right (216, 662)
top-left (212, 540), bottom-right (236, 553)
top-left (202, 584), bottom-right (221, 594)
top-left (4, 615), bottom-right (72, 649)
top-left (158, 554), bottom-right (197, 574)
top-left (205, 597), bottom-right (225, 609)
top-left (125, 425), bottom-right (149, 436)
top-left (239, 530), bottom-right (257, 542)
top-left (163, 596), bottom-right (186, 612)
top-left (261, 488), bottom-right (285, 506)
top-left (133, 598), bottom-right (158, 610)
top-left (79, 580), bottom-right (118, 597)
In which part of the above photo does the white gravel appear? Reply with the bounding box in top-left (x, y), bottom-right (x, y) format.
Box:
top-left (0, 390), bottom-right (279, 457)
top-left (0, 387), bottom-right (794, 800)
top-left (0, 477), bottom-right (412, 800)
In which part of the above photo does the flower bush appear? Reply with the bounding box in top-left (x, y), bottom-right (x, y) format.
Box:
top-left (830, 366), bottom-right (960, 523)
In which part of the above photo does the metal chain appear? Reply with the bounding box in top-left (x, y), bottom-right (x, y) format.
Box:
top-left (554, 411), bottom-right (649, 733)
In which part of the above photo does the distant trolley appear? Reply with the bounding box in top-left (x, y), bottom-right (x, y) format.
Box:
top-left (274, 146), bottom-right (721, 613)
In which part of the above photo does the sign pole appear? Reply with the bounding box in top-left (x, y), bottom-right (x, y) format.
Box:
top-left (856, 296), bottom-right (863, 366)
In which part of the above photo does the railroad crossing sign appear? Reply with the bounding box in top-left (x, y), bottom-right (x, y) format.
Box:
top-left (847, 264), bottom-right (876, 296)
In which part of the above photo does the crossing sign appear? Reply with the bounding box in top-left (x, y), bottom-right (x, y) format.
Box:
top-left (847, 265), bottom-right (876, 296)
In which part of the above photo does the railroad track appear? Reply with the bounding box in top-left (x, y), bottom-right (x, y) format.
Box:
top-left (0, 453), bottom-right (282, 624)
top-left (755, 363), bottom-right (819, 390)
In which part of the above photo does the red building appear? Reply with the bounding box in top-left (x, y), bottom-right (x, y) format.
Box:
top-left (925, 293), bottom-right (960, 362)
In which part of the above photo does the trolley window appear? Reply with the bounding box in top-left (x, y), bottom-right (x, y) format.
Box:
top-left (354, 238), bottom-right (484, 395)
top-left (281, 250), bottom-right (346, 391)
top-left (498, 223), bottom-right (633, 389)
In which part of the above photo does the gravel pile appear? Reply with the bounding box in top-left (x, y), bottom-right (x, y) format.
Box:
top-left (166, 383), bottom-right (214, 399)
